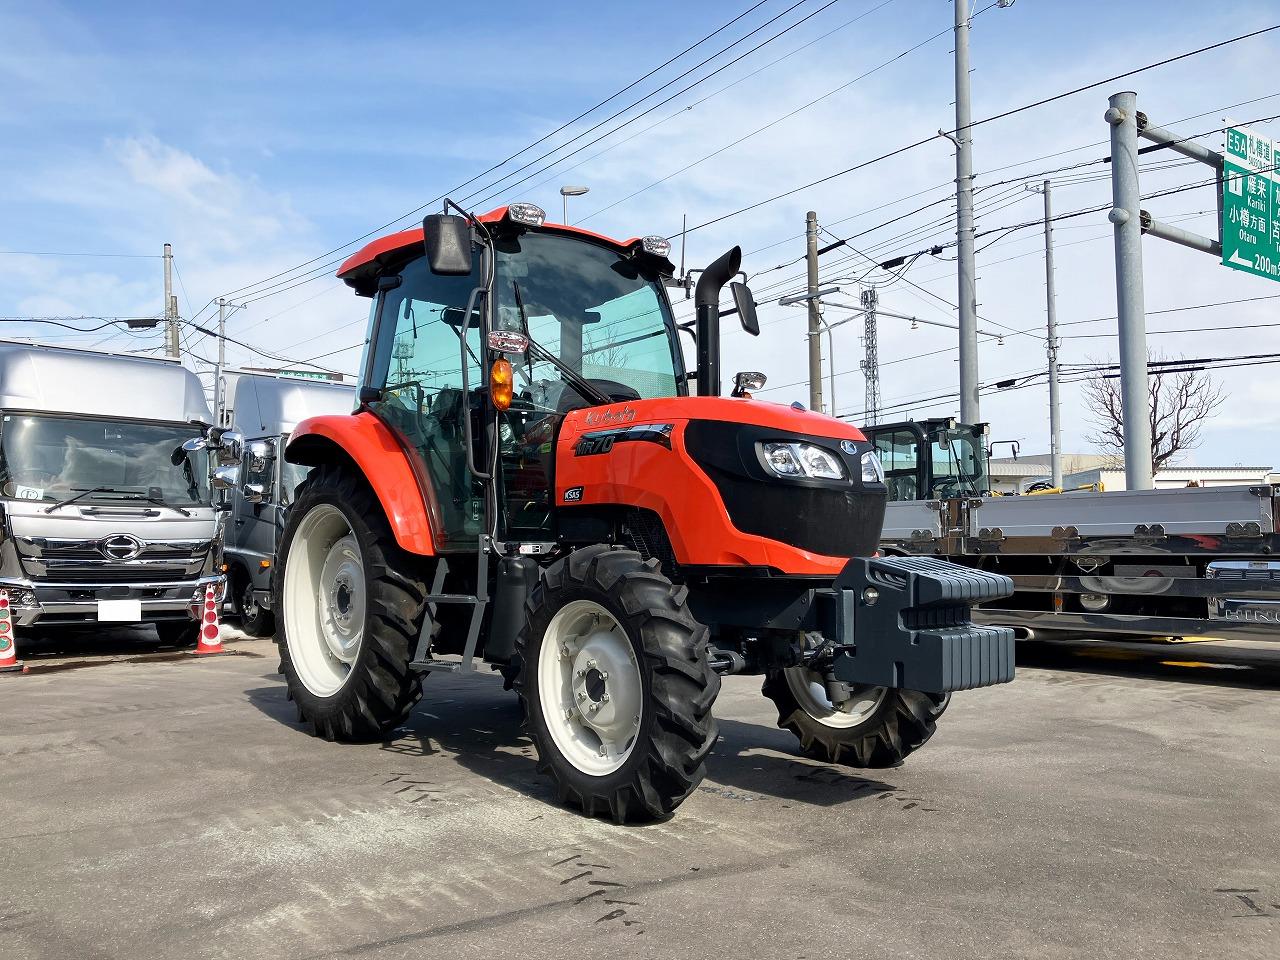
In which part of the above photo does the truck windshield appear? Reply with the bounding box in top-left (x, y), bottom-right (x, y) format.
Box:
top-left (493, 232), bottom-right (682, 408)
top-left (930, 429), bottom-right (990, 496)
top-left (0, 414), bottom-right (210, 505)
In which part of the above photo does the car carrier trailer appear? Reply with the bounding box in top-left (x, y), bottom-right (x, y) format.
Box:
top-left (865, 418), bottom-right (1280, 643)
top-left (271, 200), bottom-right (1018, 822)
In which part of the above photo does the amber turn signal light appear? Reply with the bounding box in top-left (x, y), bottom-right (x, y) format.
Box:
top-left (490, 358), bottom-right (514, 411)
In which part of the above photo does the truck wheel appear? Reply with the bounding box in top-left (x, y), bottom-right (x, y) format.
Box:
top-left (762, 666), bottom-right (948, 768)
top-left (234, 576), bottom-right (276, 638)
top-left (275, 464), bottom-right (426, 742)
top-left (155, 621), bottom-right (200, 648)
top-left (516, 546), bottom-right (719, 823)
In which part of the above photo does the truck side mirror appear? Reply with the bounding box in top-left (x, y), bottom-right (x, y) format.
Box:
top-left (730, 282), bottom-right (759, 336)
top-left (423, 214), bottom-right (474, 275)
top-left (243, 483), bottom-right (267, 504)
top-left (210, 428), bottom-right (244, 466)
top-left (211, 464), bottom-right (239, 490)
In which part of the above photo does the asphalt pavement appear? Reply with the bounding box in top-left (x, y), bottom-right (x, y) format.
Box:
top-left (1, 630), bottom-right (1277, 960)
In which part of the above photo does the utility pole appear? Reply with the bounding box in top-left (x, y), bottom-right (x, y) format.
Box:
top-left (1029, 180), bottom-right (1064, 488)
top-left (805, 211), bottom-right (824, 413)
top-left (953, 0), bottom-right (980, 424)
top-left (1106, 90), bottom-right (1154, 490)
top-left (214, 299), bottom-right (227, 426)
top-left (162, 243), bottom-right (179, 359)
top-left (860, 286), bottom-right (880, 425)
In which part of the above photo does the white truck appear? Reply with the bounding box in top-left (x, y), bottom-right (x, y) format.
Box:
top-left (866, 418), bottom-right (1280, 642)
top-left (223, 372), bottom-right (355, 635)
top-left (0, 342), bottom-right (242, 648)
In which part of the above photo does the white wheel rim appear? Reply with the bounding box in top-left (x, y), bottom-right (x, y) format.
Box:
top-left (284, 504), bottom-right (365, 697)
top-left (537, 599), bottom-right (643, 776)
top-left (783, 666), bottom-right (885, 730)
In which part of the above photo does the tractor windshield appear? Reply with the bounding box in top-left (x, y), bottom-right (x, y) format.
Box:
top-left (493, 232), bottom-right (683, 410)
top-left (929, 427), bottom-right (990, 497)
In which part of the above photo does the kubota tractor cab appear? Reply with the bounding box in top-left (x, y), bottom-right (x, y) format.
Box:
top-left (862, 418), bottom-right (993, 501)
top-left (275, 200), bottom-right (1015, 822)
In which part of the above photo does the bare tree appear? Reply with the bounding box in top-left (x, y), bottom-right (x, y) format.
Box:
top-left (1082, 356), bottom-right (1226, 475)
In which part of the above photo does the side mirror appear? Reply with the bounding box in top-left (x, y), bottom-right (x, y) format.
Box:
top-left (247, 440), bottom-right (275, 462)
top-left (244, 483), bottom-right (267, 504)
top-left (730, 282), bottom-right (759, 336)
top-left (211, 464), bottom-right (239, 491)
top-left (423, 214), bottom-right (474, 275)
top-left (731, 371), bottom-right (767, 399)
top-left (214, 429), bottom-right (244, 466)
top-left (181, 437), bottom-right (208, 453)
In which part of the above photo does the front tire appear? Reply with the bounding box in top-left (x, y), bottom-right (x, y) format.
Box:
top-left (516, 546), bottom-right (719, 823)
top-left (275, 463), bottom-right (427, 742)
top-left (234, 574), bottom-right (276, 637)
top-left (763, 665), bottom-right (948, 768)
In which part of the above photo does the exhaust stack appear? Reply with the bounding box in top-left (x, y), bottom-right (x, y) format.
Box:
top-left (693, 246), bottom-right (742, 397)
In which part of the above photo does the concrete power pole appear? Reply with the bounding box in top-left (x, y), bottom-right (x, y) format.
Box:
top-left (805, 211), bottom-right (824, 413)
top-left (163, 243), bottom-right (179, 359)
top-left (1106, 91), bottom-right (1154, 490)
top-left (214, 299), bottom-right (227, 426)
top-left (1038, 180), bottom-right (1063, 489)
top-left (953, 0), bottom-right (980, 424)
top-left (860, 286), bottom-right (880, 425)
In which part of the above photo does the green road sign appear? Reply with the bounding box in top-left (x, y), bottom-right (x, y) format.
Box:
top-left (1222, 125), bottom-right (1280, 281)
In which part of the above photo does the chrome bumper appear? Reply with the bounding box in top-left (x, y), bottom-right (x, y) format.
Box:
top-left (0, 574), bottom-right (226, 627)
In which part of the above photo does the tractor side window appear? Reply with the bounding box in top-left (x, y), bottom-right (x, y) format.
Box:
top-left (370, 256), bottom-right (485, 546)
top-left (873, 430), bottom-right (919, 502)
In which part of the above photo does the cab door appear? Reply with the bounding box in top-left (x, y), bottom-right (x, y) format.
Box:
top-left (364, 256), bottom-right (485, 549)
top-left (232, 438), bottom-right (281, 589)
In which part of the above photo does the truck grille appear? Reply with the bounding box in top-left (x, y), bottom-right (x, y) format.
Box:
top-left (15, 537), bottom-right (209, 585)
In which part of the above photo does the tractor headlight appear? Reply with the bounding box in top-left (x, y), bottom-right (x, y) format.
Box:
top-left (861, 450), bottom-right (885, 484)
top-left (760, 442), bottom-right (846, 480)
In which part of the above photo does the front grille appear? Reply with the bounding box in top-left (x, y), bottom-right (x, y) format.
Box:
top-left (43, 566), bottom-right (195, 584)
top-left (683, 420), bottom-right (884, 559)
top-left (16, 537), bottom-right (209, 585)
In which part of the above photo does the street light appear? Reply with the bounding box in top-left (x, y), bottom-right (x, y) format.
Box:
top-left (559, 185), bottom-right (589, 224)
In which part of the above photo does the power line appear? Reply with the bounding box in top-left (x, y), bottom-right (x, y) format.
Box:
top-left (210, 0), bottom-right (797, 305)
top-left (0, 251), bottom-right (161, 259)
top-left (463, 0), bottom-right (845, 210)
top-left (579, 9), bottom-right (946, 223)
top-left (676, 23), bottom-right (1280, 238)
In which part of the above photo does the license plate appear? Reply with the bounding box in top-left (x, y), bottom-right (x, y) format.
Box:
top-left (97, 599), bottom-right (142, 623)
top-left (1212, 598), bottom-right (1280, 626)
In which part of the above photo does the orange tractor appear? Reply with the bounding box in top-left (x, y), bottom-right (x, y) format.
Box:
top-left (274, 200), bottom-right (1015, 822)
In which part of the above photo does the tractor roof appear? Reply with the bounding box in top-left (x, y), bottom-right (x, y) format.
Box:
top-left (336, 206), bottom-right (643, 290)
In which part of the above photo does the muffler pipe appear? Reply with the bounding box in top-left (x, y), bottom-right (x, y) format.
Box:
top-left (694, 246), bottom-right (742, 397)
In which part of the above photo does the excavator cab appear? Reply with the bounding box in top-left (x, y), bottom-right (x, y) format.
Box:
top-left (273, 200), bottom-right (1015, 823)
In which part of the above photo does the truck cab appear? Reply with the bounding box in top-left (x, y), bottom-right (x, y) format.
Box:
top-left (0, 342), bottom-right (240, 648)
top-left (223, 372), bottom-right (355, 635)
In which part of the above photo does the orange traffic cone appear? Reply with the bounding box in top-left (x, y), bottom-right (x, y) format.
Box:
top-left (0, 590), bottom-right (27, 674)
top-left (195, 584), bottom-right (224, 656)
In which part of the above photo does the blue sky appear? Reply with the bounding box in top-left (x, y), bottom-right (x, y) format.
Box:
top-left (3, 0), bottom-right (1279, 469)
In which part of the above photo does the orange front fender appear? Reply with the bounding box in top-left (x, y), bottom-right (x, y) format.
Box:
top-left (286, 411), bottom-right (437, 556)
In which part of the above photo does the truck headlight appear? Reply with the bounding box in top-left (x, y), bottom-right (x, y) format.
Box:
top-left (760, 442), bottom-right (846, 480)
top-left (861, 450), bottom-right (885, 484)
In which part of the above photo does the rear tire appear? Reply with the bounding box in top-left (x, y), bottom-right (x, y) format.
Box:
top-left (763, 666), bottom-right (948, 768)
top-left (275, 463), bottom-right (427, 742)
top-left (516, 546), bottom-right (719, 823)
top-left (234, 574), bottom-right (276, 638)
